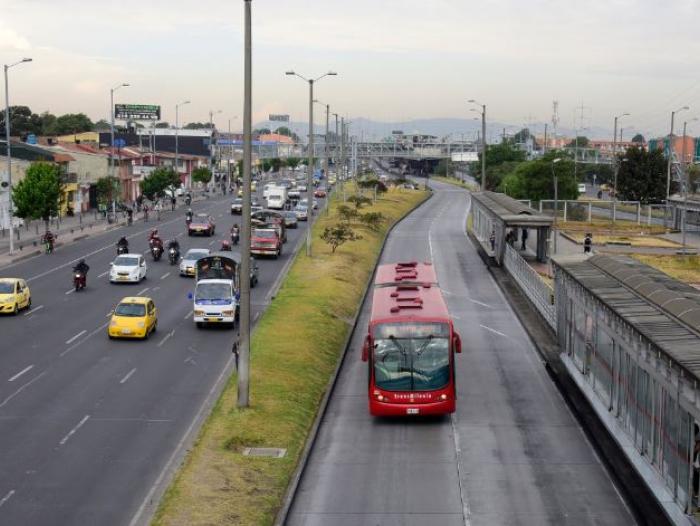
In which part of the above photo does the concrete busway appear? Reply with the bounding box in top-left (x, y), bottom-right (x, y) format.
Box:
top-left (0, 184), bottom-right (323, 525)
top-left (287, 179), bottom-right (634, 525)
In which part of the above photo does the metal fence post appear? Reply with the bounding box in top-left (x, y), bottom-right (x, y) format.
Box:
top-left (564, 201), bottom-right (568, 222)
top-left (588, 202), bottom-right (592, 222)
top-left (637, 203), bottom-right (641, 224)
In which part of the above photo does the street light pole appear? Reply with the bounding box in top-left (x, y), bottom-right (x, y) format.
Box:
top-left (313, 100), bottom-right (331, 182)
top-left (3, 57), bottom-right (31, 255)
top-left (286, 69), bottom-right (337, 257)
top-left (208, 109), bottom-right (222, 181)
top-left (552, 158), bottom-right (561, 254)
top-left (469, 99), bottom-right (486, 191)
top-left (667, 106), bottom-right (689, 202)
top-left (681, 118), bottom-right (697, 253)
top-left (238, 0), bottom-right (253, 409)
top-left (332, 113), bottom-right (339, 165)
top-left (109, 82), bottom-right (129, 222)
top-left (175, 100), bottom-right (190, 188)
top-left (612, 112), bottom-right (629, 228)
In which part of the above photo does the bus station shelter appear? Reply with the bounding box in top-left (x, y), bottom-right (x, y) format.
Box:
top-left (553, 253), bottom-right (700, 523)
top-left (470, 191), bottom-right (553, 264)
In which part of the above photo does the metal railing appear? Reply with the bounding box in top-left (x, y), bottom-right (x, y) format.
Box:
top-left (503, 243), bottom-right (556, 330)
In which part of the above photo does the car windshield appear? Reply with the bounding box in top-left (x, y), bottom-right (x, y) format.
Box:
top-left (114, 256), bottom-right (139, 267)
top-left (115, 303), bottom-right (146, 317)
top-left (254, 230), bottom-right (276, 239)
top-left (233, 198), bottom-right (242, 204)
top-left (185, 250), bottom-right (208, 260)
top-left (284, 212), bottom-right (296, 218)
top-left (195, 282), bottom-right (231, 301)
top-left (0, 282), bottom-right (15, 294)
top-left (193, 215), bottom-right (209, 222)
top-left (372, 322), bottom-right (450, 392)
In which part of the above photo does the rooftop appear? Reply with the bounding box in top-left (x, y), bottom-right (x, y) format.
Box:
top-left (370, 281), bottom-right (448, 323)
top-left (374, 261), bottom-right (438, 287)
top-left (471, 191), bottom-right (554, 227)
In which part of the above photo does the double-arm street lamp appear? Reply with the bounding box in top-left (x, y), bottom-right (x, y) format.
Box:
top-left (110, 82), bottom-right (129, 218)
top-left (313, 99), bottom-right (331, 186)
top-left (285, 69), bottom-right (337, 256)
top-left (611, 112), bottom-right (630, 226)
top-left (3, 57), bottom-right (32, 255)
top-left (469, 99), bottom-right (486, 191)
top-left (175, 100), bottom-right (191, 187)
top-left (551, 158), bottom-right (562, 254)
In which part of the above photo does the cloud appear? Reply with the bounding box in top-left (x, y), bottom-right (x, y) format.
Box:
top-left (0, 22), bottom-right (30, 51)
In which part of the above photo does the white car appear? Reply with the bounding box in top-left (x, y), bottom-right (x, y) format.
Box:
top-left (299, 198), bottom-right (318, 210)
top-left (110, 254), bottom-right (147, 283)
top-left (180, 248), bottom-right (210, 277)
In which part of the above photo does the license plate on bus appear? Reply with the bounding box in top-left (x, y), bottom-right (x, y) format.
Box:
top-left (406, 408), bottom-right (420, 415)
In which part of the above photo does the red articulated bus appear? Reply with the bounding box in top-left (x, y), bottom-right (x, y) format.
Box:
top-left (362, 262), bottom-right (462, 416)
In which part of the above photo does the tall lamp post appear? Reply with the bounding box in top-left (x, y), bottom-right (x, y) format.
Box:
top-left (332, 112), bottom-right (339, 166)
top-left (469, 99), bottom-right (486, 191)
top-left (3, 57), bottom-right (32, 255)
top-left (611, 112), bottom-right (630, 227)
top-left (109, 82), bottom-right (129, 220)
top-left (175, 100), bottom-right (190, 188)
top-left (208, 109), bottom-right (222, 182)
top-left (551, 158), bottom-right (562, 254)
top-left (313, 99), bottom-right (330, 182)
top-left (285, 69), bottom-right (337, 257)
top-left (666, 106), bottom-right (689, 229)
top-left (227, 116), bottom-right (238, 189)
top-left (681, 117), bottom-right (697, 253)
top-left (238, 0), bottom-right (253, 408)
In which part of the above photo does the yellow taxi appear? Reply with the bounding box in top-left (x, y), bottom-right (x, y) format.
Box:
top-left (251, 181), bottom-right (257, 192)
top-left (0, 278), bottom-right (31, 315)
top-left (237, 188), bottom-right (244, 197)
top-left (108, 297), bottom-right (158, 339)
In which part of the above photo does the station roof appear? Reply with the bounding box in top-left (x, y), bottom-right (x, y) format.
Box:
top-left (471, 191), bottom-right (554, 227)
top-left (370, 282), bottom-right (449, 323)
top-left (553, 254), bottom-right (700, 377)
top-left (374, 261), bottom-right (437, 287)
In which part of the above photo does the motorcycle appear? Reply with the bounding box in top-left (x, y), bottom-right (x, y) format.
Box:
top-left (168, 247), bottom-right (179, 265)
top-left (73, 271), bottom-right (86, 292)
top-left (221, 240), bottom-right (232, 251)
top-left (151, 244), bottom-right (163, 261)
top-left (117, 244), bottom-right (129, 255)
top-left (185, 196), bottom-right (192, 206)
top-left (41, 234), bottom-right (54, 254)
top-left (231, 229), bottom-right (240, 246)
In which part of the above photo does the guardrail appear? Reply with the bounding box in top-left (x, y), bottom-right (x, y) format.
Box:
top-left (503, 243), bottom-right (556, 330)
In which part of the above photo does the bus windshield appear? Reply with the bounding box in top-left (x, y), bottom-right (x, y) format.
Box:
top-left (372, 322), bottom-right (450, 392)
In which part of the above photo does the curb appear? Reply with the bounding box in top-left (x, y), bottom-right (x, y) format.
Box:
top-left (274, 188), bottom-right (433, 526)
top-left (466, 227), bottom-right (671, 526)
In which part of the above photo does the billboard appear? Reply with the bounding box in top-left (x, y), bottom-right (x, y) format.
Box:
top-left (451, 152), bottom-right (479, 162)
top-left (115, 104), bottom-right (161, 120)
top-left (269, 114), bottom-right (290, 122)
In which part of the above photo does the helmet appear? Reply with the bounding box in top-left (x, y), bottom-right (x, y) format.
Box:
top-left (79, 259), bottom-right (86, 265)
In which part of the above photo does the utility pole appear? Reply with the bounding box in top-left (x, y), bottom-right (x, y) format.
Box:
top-left (469, 99), bottom-right (486, 191)
top-left (324, 103), bottom-right (330, 181)
top-left (340, 117), bottom-right (345, 183)
top-left (543, 123), bottom-right (548, 154)
top-left (238, 0), bottom-right (253, 409)
top-left (681, 118), bottom-right (697, 253)
top-left (175, 100), bottom-right (190, 188)
top-left (666, 106), bottom-right (689, 230)
top-left (611, 112), bottom-right (629, 229)
top-left (110, 82), bottom-right (129, 221)
top-left (208, 110), bottom-right (221, 178)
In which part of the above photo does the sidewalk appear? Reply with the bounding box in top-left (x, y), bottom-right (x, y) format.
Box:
top-left (0, 191), bottom-right (214, 268)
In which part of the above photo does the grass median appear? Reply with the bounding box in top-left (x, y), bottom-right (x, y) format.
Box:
top-left (431, 175), bottom-right (478, 191)
top-left (153, 184), bottom-right (429, 526)
top-left (630, 254), bottom-right (700, 285)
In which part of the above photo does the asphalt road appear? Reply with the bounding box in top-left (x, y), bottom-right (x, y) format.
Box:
top-left (0, 186), bottom-right (318, 525)
top-left (287, 179), bottom-right (635, 525)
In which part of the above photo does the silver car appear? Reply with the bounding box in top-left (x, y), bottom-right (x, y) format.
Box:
top-left (179, 248), bottom-right (210, 277)
top-left (283, 211), bottom-right (298, 228)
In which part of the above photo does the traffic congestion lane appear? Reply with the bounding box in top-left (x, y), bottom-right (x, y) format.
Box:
top-left (288, 180), bottom-right (635, 525)
top-left (0, 187), bottom-right (318, 525)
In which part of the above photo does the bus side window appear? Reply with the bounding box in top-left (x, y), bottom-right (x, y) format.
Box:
top-left (453, 332), bottom-right (462, 354)
top-left (362, 335), bottom-right (370, 362)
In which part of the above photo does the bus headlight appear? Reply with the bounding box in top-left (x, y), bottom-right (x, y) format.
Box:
top-left (194, 310), bottom-right (204, 316)
top-left (439, 394), bottom-right (448, 401)
top-left (222, 310), bottom-right (234, 316)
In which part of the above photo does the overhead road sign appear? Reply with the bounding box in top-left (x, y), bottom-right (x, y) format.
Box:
top-left (451, 152), bottom-right (479, 162)
top-left (115, 104), bottom-right (161, 121)
top-left (269, 114), bottom-right (290, 122)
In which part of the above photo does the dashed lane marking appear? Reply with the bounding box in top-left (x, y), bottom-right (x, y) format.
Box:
top-left (64, 288), bottom-right (75, 295)
top-left (0, 372), bottom-right (47, 409)
top-left (184, 310), bottom-right (193, 320)
top-left (160, 272), bottom-right (170, 280)
top-left (479, 324), bottom-right (508, 338)
top-left (136, 287), bottom-right (149, 296)
top-left (0, 490), bottom-right (15, 509)
top-left (65, 330), bottom-right (87, 345)
top-left (157, 330), bottom-right (175, 348)
top-left (8, 365), bottom-right (34, 382)
top-left (98, 270), bottom-right (109, 278)
top-left (60, 322), bottom-right (110, 357)
top-left (58, 414), bottom-right (90, 446)
top-left (23, 305), bottom-right (43, 316)
top-left (119, 368), bottom-right (137, 384)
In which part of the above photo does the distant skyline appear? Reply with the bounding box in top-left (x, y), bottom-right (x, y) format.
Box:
top-left (2, 0), bottom-right (700, 138)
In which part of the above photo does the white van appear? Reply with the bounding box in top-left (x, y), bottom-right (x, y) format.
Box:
top-left (267, 187), bottom-right (288, 210)
top-left (263, 183), bottom-right (279, 199)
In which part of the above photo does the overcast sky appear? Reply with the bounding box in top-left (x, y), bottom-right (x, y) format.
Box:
top-left (2, 0), bottom-right (700, 138)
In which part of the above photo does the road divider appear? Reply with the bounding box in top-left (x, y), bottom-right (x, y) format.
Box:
top-left (152, 184), bottom-right (430, 526)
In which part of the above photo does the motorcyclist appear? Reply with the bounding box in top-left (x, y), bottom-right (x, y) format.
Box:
top-left (230, 224), bottom-right (240, 245)
top-left (167, 238), bottom-right (180, 255)
top-left (73, 259), bottom-right (90, 275)
top-left (220, 239), bottom-right (232, 251)
top-left (185, 208), bottom-right (193, 224)
top-left (41, 230), bottom-right (55, 253)
top-left (117, 236), bottom-right (129, 253)
top-left (148, 229), bottom-right (163, 249)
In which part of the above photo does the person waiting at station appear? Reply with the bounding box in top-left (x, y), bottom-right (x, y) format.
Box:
top-left (489, 229), bottom-right (496, 252)
top-left (584, 233), bottom-right (593, 254)
top-left (520, 228), bottom-right (528, 251)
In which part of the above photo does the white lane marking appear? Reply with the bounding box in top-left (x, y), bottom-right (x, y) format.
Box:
top-left (0, 490), bottom-right (15, 509)
top-left (157, 330), bottom-right (175, 348)
top-left (65, 288), bottom-right (75, 295)
top-left (58, 414), bottom-right (90, 446)
top-left (106, 311), bottom-right (113, 318)
top-left (98, 270), bottom-right (109, 278)
top-left (254, 312), bottom-right (260, 322)
top-left (136, 287), bottom-right (149, 296)
top-left (23, 304), bottom-right (43, 316)
top-left (469, 298), bottom-right (493, 309)
top-left (208, 240), bottom-right (215, 246)
top-left (176, 232), bottom-right (183, 237)
top-left (0, 372), bottom-right (47, 409)
top-left (160, 272), bottom-right (170, 280)
top-left (479, 324), bottom-right (508, 337)
top-left (184, 310), bottom-right (193, 320)
top-left (65, 330), bottom-right (87, 345)
top-left (450, 413), bottom-right (472, 526)
top-left (8, 365), bottom-right (34, 382)
top-left (119, 368), bottom-right (137, 384)
top-left (60, 322), bottom-right (110, 357)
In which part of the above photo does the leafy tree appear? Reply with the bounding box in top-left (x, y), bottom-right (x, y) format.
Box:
top-left (688, 164), bottom-right (700, 194)
top-left (433, 159), bottom-right (453, 177)
top-left (236, 159), bottom-right (244, 176)
top-left (155, 122), bottom-right (170, 128)
top-left (54, 113), bottom-right (94, 134)
top-left (39, 112), bottom-right (58, 135)
top-left (0, 106), bottom-right (42, 135)
top-left (12, 162), bottom-right (63, 226)
top-left (253, 127), bottom-right (271, 135)
top-left (347, 195), bottom-right (372, 210)
top-left (499, 152), bottom-right (578, 201)
top-left (471, 141), bottom-right (527, 190)
top-left (286, 157), bottom-right (301, 170)
top-left (512, 128), bottom-right (531, 144)
top-left (270, 158), bottom-right (283, 172)
top-left (95, 176), bottom-right (119, 205)
top-left (140, 167), bottom-right (180, 201)
top-left (93, 119), bottom-right (111, 131)
top-left (274, 127), bottom-right (300, 141)
top-left (337, 204), bottom-right (359, 222)
top-left (615, 146), bottom-right (668, 203)
top-left (580, 163), bottom-right (613, 185)
top-left (359, 211), bottom-right (385, 231)
top-left (631, 133), bottom-right (645, 144)
top-left (184, 122), bottom-right (213, 130)
top-left (567, 136), bottom-right (590, 148)
top-left (260, 159), bottom-right (273, 173)
top-left (192, 166), bottom-right (212, 185)
top-left (321, 223), bottom-right (362, 253)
